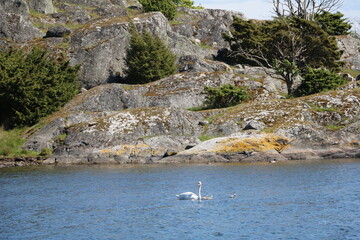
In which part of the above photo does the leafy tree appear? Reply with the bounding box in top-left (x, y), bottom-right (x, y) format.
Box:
top-left (204, 84), bottom-right (250, 109)
top-left (124, 29), bottom-right (176, 84)
top-left (223, 17), bottom-right (343, 95)
top-left (139, 0), bottom-right (176, 20)
top-left (315, 11), bottom-right (351, 35)
top-left (0, 47), bottom-right (79, 129)
top-left (296, 68), bottom-right (348, 96)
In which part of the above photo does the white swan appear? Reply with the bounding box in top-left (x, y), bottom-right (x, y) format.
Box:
top-left (176, 181), bottom-right (202, 200)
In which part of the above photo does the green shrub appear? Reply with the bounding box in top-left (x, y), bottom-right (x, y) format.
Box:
top-left (204, 84), bottom-right (250, 109)
top-left (0, 47), bottom-right (79, 129)
top-left (173, 0), bottom-right (195, 7)
top-left (139, 0), bottom-right (176, 20)
top-left (124, 29), bottom-right (176, 84)
top-left (315, 11), bottom-right (352, 36)
top-left (296, 68), bottom-right (348, 96)
top-left (40, 147), bottom-right (52, 156)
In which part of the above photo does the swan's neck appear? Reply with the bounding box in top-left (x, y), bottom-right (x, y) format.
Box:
top-left (198, 185), bottom-right (202, 200)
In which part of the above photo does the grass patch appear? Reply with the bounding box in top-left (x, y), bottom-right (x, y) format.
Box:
top-left (261, 127), bottom-right (276, 133)
top-left (187, 106), bottom-right (208, 111)
top-left (312, 107), bottom-right (337, 112)
top-left (308, 103), bottom-right (338, 112)
top-left (199, 42), bottom-right (214, 49)
top-left (56, 133), bottom-right (67, 141)
top-left (54, 2), bottom-right (97, 11)
top-left (33, 22), bottom-right (84, 32)
top-left (169, 19), bottom-right (185, 25)
top-left (29, 9), bottom-right (47, 18)
top-left (341, 68), bottom-right (360, 78)
top-left (198, 135), bottom-right (215, 142)
top-left (326, 124), bottom-right (344, 131)
top-left (206, 112), bottom-right (225, 124)
top-left (0, 128), bottom-right (39, 157)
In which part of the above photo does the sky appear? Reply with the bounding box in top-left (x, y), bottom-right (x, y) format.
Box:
top-left (194, 0), bottom-right (360, 32)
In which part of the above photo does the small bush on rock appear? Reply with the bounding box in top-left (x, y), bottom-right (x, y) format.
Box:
top-left (124, 29), bottom-right (176, 84)
top-left (173, 0), bottom-right (202, 8)
top-left (139, 0), bottom-right (177, 20)
top-left (204, 84), bottom-right (250, 109)
top-left (296, 68), bottom-right (348, 96)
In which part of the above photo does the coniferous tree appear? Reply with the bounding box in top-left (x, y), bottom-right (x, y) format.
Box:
top-left (124, 29), bottom-right (176, 84)
top-left (296, 68), bottom-right (347, 96)
top-left (173, 0), bottom-right (195, 7)
top-left (315, 11), bottom-right (352, 35)
top-left (0, 47), bottom-right (79, 128)
top-left (139, 0), bottom-right (177, 20)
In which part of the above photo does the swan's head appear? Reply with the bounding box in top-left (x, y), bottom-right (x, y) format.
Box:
top-left (198, 181), bottom-right (202, 187)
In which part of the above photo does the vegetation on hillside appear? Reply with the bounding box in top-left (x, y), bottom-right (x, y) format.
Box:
top-left (222, 0), bottom-right (350, 97)
top-left (139, 0), bottom-right (202, 19)
top-left (124, 29), bottom-right (177, 84)
top-left (223, 17), bottom-right (343, 95)
top-left (0, 47), bottom-right (79, 129)
top-left (204, 84), bottom-right (251, 109)
top-left (0, 127), bottom-right (38, 157)
top-left (139, 0), bottom-right (177, 20)
top-left (295, 68), bottom-right (348, 96)
top-left (315, 11), bottom-right (352, 35)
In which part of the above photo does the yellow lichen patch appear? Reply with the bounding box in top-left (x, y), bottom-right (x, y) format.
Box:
top-left (350, 140), bottom-right (360, 148)
top-left (212, 135), bottom-right (290, 154)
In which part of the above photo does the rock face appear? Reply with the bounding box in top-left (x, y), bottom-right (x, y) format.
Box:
top-left (50, 71), bottom-right (285, 113)
top-left (53, 0), bottom-right (142, 8)
top-left (171, 7), bottom-right (245, 48)
top-left (29, 0), bottom-right (55, 14)
top-left (23, 70), bottom-right (286, 154)
top-left (67, 11), bottom-right (220, 88)
top-left (45, 26), bottom-right (71, 38)
top-left (337, 36), bottom-right (360, 70)
top-left (0, 0), bottom-right (44, 42)
top-left (1, 0), bottom-right (359, 164)
top-left (2, 0), bottom-right (246, 88)
top-left (23, 75), bottom-right (360, 164)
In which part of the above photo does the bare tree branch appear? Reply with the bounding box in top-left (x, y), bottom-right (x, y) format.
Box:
top-left (273, 0), bottom-right (343, 20)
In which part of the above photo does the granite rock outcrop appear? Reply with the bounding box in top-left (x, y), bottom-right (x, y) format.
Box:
top-left (0, 0), bottom-right (359, 165)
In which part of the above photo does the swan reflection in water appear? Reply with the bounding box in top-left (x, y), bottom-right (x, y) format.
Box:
top-left (176, 181), bottom-right (213, 200)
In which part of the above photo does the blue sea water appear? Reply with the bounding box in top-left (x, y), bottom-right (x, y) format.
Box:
top-left (1, 159), bottom-right (360, 239)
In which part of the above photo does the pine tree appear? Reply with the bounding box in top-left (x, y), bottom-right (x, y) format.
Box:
top-left (0, 47), bottom-right (79, 128)
top-left (315, 11), bottom-right (352, 35)
top-left (173, 0), bottom-right (195, 7)
top-left (139, 0), bottom-right (177, 20)
top-left (296, 68), bottom-right (348, 96)
top-left (124, 29), bottom-right (176, 84)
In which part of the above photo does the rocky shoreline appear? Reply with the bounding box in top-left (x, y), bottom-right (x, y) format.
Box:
top-left (2, 148), bottom-right (359, 168)
top-left (0, 157), bottom-right (47, 168)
